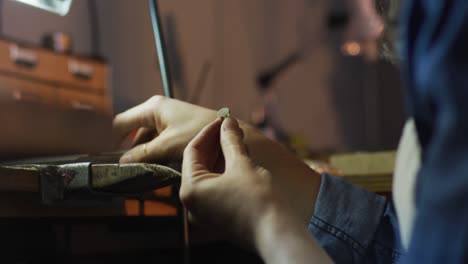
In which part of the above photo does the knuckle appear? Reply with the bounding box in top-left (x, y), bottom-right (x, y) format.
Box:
top-left (113, 112), bottom-right (125, 125)
top-left (114, 112), bottom-right (123, 120)
top-left (224, 131), bottom-right (243, 145)
top-left (148, 95), bottom-right (165, 106)
top-left (138, 114), bottom-right (150, 128)
top-left (256, 166), bottom-right (272, 178)
top-left (225, 139), bottom-right (246, 155)
top-left (241, 156), bottom-right (255, 169)
top-left (222, 133), bottom-right (237, 145)
top-left (179, 185), bottom-right (195, 206)
top-left (183, 145), bottom-right (193, 157)
top-left (226, 142), bottom-right (239, 154)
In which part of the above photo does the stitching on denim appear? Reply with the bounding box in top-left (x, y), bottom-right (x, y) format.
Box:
top-left (311, 215), bottom-right (366, 256)
top-left (312, 215), bottom-right (366, 251)
top-left (373, 240), bottom-right (403, 257)
top-left (373, 240), bottom-right (403, 260)
top-left (372, 240), bottom-right (402, 263)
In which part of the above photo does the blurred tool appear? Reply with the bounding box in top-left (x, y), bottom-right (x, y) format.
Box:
top-left (250, 2), bottom-right (321, 144)
top-left (189, 61), bottom-right (212, 104)
top-left (149, 0), bottom-right (173, 98)
top-left (257, 52), bottom-right (301, 91)
top-left (88, 0), bottom-right (105, 60)
top-left (253, 51), bottom-right (303, 143)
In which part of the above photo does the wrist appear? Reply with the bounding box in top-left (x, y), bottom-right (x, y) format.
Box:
top-left (241, 122), bottom-right (321, 225)
top-left (254, 206), bottom-right (331, 264)
top-left (253, 205), bottom-right (301, 259)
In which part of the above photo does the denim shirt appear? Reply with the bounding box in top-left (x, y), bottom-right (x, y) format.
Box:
top-left (308, 1), bottom-right (468, 263)
top-left (309, 174), bottom-right (404, 263)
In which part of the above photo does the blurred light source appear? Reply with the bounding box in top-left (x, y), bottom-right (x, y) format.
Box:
top-left (12, 0), bottom-right (73, 16)
top-left (341, 41), bottom-right (362, 56)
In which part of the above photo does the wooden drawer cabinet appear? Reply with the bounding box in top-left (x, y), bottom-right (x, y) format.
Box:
top-left (59, 57), bottom-right (108, 93)
top-left (57, 88), bottom-right (111, 114)
top-left (0, 40), bottom-right (108, 93)
top-left (0, 74), bottom-right (57, 105)
top-left (0, 38), bottom-right (111, 114)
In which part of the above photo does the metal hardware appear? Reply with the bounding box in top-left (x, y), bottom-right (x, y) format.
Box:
top-left (71, 100), bottom-right (96, 111)
top-left (68, 60), bottom-right (94, 80)
top-left (0, 162), bottom-right (181, 205)
top-left (10, 45), bottom-right (39, 68)
top-left (149, 0), bottom-right (173, 98)
top-left (12, 90), bottom-right (43, 104)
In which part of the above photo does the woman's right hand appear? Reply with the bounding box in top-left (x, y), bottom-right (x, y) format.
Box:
top-left (181, 117), bottom-right (332, 264)
top-left (113, 95), bottom-right (217, 164)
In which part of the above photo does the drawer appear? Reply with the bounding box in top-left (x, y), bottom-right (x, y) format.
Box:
top-left (57, 88), bottom-right (112, 114)
top-left (0, 40), bottom-right (108, 92)
top-left (57, 57), bottom-right (108, 93)
top-left (0, 74), bottom-right (57, 105)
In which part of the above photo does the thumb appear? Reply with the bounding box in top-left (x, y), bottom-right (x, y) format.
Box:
top-left (220, 118), bottom-right (248, 167)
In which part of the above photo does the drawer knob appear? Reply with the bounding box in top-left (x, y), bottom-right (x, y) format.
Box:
top-left (69, 60), bottom-right (94, 80)
top-left (12, 90), bottom-right (43, 103)
top-left (10, 45), bottom-right (39, 68)
top-left (71, 100), bottom-right (95, 111)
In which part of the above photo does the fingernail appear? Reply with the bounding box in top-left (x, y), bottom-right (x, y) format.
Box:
top-left (223, 117), bottom-right (239, 132)
top-left (119, 154), bottom-right (133, 164)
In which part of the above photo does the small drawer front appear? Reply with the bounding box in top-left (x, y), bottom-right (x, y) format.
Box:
top-left (57, 89), bottom-right (111, 114)
top-left (0, 40), bottom-right (108, 92)
top-left (0, 41), bottom-right (60, 85)
top-left (0, 74), bottom-right (57, 105)
top-left (56, 57), bottom-right (108, 92)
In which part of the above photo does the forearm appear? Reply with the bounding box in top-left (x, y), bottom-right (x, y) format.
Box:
top-left (255, 208), bottom-right (332, 264)
top-left (241, 122), bottom-right (322, 224)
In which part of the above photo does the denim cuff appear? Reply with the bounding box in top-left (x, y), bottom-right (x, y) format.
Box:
top-left (309, 173), bottom-right (387, 261)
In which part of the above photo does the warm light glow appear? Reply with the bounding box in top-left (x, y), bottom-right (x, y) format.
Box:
top-left (341, 41), bottom-right (362, 56)
top-left (12, 0), bottom-right (73, 16)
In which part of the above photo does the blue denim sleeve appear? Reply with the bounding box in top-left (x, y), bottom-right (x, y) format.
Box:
top-left (309, 173), bottom-right (404, 263)
top-left (400, 1), bottom-right (468, 263)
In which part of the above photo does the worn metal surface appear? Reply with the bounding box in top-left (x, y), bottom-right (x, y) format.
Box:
top-left (92, 164), bottom-right (180, 193)
top-left (2, 152), bottom-right (123, 166)
top-left (0, 162), bottom-right (181, 204)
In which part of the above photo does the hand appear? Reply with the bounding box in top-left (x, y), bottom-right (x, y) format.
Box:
top-left (181, 117), bottom-right (276, 244)
top-left (114, 96), bottom-right (322, 229)
top-left (113, 96), bottom-right (217, 164)
top-left (181, 117), bottom-right (332, 263)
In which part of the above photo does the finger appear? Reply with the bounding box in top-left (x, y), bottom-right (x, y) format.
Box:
top-left (182, 118), bottom-right (223, 176)
top-left (132, 127), bottom-right (157, 146)
top-left (120, 132), bottom-right (172, 164)
top-left (220, 118), bottom-right (248, 168)
top-left (180, 119), bottom-right (223, 208)
top-left (112, 96), bottom-right (164, 145)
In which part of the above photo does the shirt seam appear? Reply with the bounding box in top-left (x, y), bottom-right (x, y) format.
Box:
top-left (372, 240), bottom-right (403, 263)
top-left (311, 215), bottom-right (366, 256)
